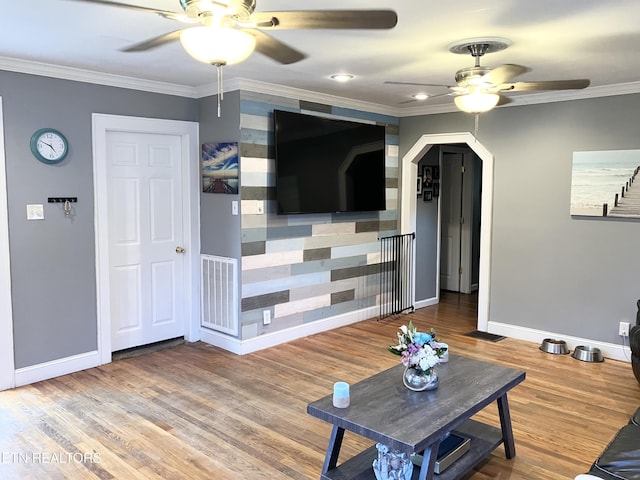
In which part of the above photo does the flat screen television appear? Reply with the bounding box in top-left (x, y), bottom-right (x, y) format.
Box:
top-left (274, 109), bottom-right (386, 215)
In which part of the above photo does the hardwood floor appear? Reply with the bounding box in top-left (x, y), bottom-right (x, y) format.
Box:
top-left (1, 292), bottom-right (639, 479)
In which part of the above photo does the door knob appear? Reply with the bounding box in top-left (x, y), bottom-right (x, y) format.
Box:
top-left (176, 246), bottom-right (185, 254)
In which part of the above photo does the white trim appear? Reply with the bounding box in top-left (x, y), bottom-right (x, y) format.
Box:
top-left (415, 297), bottom-right (439, 310)
top-left (400, 133), bottom-right (493, 332)
top-left (92, 114), bottom-right (200, 366)
top-left (0, 56), bottom-right (198, 98)
top-left (0, 97), bottom-right (15, 391)
top-left (14, 351), bottom-right (99, 387)
top-left (3, 56), bottom-right (639, 118)
top-left (200, 306), bottom-right (379, 355)
top-left (488, 321), bottom-right (632, 363)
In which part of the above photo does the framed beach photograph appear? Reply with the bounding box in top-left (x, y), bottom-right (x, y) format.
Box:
top-left (201, 142), bottom-right (239, 194)
top-left (570, 149), bottom-right (640, 218)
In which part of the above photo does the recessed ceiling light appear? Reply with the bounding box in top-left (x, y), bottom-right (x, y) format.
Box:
top-left (330, 74), bottom-right (354, 82)
top-left (412, 93), bottom-right (429, 100)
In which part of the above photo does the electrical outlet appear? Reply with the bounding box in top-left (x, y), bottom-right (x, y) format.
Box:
top-left (262, 310), bottom-right (271, 325)
top-left (619, 321), bottom-right (630, 337)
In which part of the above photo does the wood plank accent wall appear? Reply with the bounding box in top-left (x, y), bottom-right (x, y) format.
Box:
top-left (238, 92), bottom-right (400, 340)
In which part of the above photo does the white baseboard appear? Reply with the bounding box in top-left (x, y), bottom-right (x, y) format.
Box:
top-left (9, 316), bottom-right (630, 391)
top-left (488, 321), bottom-right (632, 363)
top-left (14, 351), bottom-right (100, 387)
top-left (415, 297), bottom-right (439, 310)
top-left (200, 305), bottom-right (379, 355)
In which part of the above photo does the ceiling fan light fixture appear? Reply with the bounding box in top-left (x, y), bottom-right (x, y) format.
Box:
top-left (180, 26), bottom-right (256, 65)
top-left (454, 92), bottom-right (500, 113)
top-left (412, 93), bottom-right (429, 100)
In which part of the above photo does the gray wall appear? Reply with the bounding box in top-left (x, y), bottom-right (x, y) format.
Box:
top-left (6, 67), bottom-right (639, 369)
top-left (1, 71), bottom-right (197, 368)
top-left (198, 91), bottom-right (242, 259)
top-left (415, 147), bottom-right (439, 301)
top-left (400, 94), bottom-right (640, 345)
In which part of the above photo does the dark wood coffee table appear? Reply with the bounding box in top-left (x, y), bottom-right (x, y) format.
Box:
top-left (307, 354), bottom-right (526, 480)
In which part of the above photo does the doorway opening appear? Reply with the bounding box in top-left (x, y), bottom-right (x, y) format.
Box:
top-left (399, 132), bottom-right (493, 332)
top-left (439, 146), bottom-right (481, 295)
top-left (0, 97), bottom-right (14, 391)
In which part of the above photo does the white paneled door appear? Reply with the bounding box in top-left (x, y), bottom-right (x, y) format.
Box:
top-left (440, 152), bottom-right (463, 292)
top-left (106, 131), bottom-right (185, 351)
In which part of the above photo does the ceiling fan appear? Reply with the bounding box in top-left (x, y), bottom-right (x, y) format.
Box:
top-left (386, 38), bottom-right (590, 113)
top-left (65, 0), bottom-right (398, 66)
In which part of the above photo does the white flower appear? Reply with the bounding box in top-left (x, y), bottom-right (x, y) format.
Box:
top-left (418, 351), bottom-right (439, 371)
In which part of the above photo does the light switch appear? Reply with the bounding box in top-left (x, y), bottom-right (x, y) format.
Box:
top-left (256, 200), bottom-right (264, 215)
top-left (231, 201), bottom-right (238, 215)
top-left (27, 204), bottom-right (44, 220)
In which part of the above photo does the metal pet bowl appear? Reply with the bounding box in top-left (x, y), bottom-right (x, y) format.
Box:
top-left (539, 338), bottom-right (570, 355)
top-left (572, 345), bottom-right (604, 362)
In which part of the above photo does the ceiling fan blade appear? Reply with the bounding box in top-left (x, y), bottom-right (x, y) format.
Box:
top-left (497, 95), bottom-right (512, 106)
top-left (250, 10), bottom-right (398, 29)
top-left (120, 30), bottom-right (184, 52)
top-left (501, 79), bottom-right (590, 92)
top-left (385, 81), bottom-right (451, 88)
top-left (246, 29), bottom-right (306, 65)
top-left (482, 64), bottom-right (529, 85)
top-left (62, 0), bottom-right (184, 20)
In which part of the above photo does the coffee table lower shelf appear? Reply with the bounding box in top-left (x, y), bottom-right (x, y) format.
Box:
top-left (320, 419), bottom-right (503, 480)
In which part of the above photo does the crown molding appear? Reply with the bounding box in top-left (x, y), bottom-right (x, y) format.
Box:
top-left (195, 77), bottom-right (401, 116)
top-left (2, 55), bottom-right (640, 117)
top-left (0, 56), bottom-right (198, 98)
top-left (396, 81), bottom-right (640, 117)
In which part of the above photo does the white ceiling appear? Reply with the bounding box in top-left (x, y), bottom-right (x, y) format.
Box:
top-left (2, 0), bottom-right (640, 115)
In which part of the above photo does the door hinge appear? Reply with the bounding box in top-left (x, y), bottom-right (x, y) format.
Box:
top-left (461, 165), bottom-right (465, 174)
top-left (460, 216), bottom-right (465, 224)
top-left (459, 266), bottom-right (463, 275)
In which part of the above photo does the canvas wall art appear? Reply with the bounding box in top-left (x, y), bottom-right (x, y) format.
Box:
top-left (202, 142), bottom-right (239, 194)
top-left (570, 149), bottom-right (640, 218)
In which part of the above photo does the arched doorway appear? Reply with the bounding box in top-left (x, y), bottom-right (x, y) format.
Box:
top-left (400, 132), bottom-right (493, 332)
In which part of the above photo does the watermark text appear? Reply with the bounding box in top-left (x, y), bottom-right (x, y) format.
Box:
top-left (1, 451), bottom-right (101, 464)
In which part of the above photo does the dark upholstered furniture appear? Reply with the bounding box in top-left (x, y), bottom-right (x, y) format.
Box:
top-left (576, 408), bottom-right (640, 480)
top-left (632, 324), bottom-right (640, 385)
top-left (574, 303), bottom-right (640, 480)
top-left (633, 300), bottom-right (640, 385)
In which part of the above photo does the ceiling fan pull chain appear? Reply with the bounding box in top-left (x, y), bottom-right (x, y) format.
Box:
top-left (215, 63), bottom-right (224, 117)
top-left (474, 113), bottom-right (480, 138)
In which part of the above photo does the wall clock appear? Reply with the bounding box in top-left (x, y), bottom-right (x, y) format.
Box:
top-left (30, 128), bottom-right (69, 164)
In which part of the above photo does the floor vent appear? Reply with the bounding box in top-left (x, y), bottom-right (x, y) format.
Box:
top-left (464, 330), bottom-right (505, 342)
top-left (201, 255), bottom-right (238, 336)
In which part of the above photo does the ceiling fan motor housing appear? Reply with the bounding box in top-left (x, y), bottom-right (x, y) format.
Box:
top-left (455, 66), bottom-right (493, 87)
top-left (179, 0), bottom-right (256, 20)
